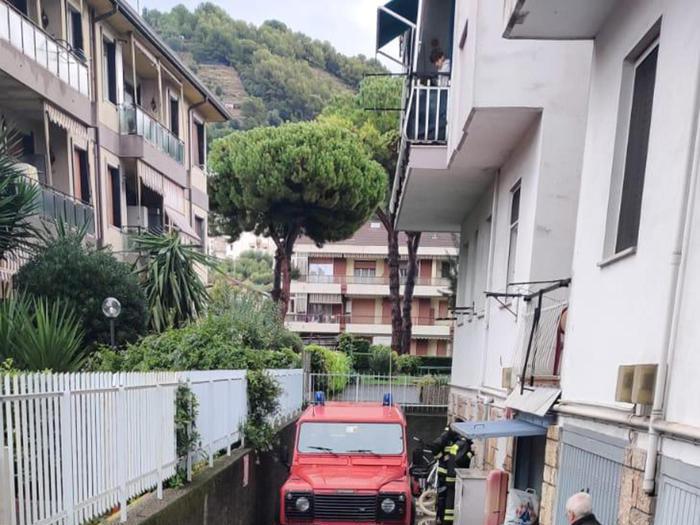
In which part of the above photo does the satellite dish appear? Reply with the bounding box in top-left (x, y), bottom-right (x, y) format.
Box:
top-left (102, 297), bottom-right (122, 319)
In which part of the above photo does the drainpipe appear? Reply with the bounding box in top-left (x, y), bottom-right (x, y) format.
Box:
top-left (642, 73), bottom-right (700, 495)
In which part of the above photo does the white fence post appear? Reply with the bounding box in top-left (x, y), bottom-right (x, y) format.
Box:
top-left (156, 380), bottom-right (163, 500)
top-left (117, 374), bottom-right (128, 523)
top-left (61, 375), bottom-right (76, 525)
top-left (186, 377), bottom-right (193, 483)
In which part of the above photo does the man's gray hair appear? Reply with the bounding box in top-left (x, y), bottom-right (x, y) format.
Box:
top-left (566, 492), bottom-right (593, 519)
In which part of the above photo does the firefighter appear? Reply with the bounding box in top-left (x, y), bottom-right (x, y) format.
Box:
top-left (428, 427), bottom-right (473, 524)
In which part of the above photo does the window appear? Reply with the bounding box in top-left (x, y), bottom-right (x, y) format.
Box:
top-left (68, 6), bottom-right (83, 55)
top-left (298, 423), bottom-right (404, 455)
top-left (441, 260), bottom-right (452, 279)
top-left (102, 37), bottom-right (117, 104)
top-left (194, 121), bottom-right (206, 166)
top-left (108, 166), bottom-right (121, 227)
top-left (195, 216), bottom-right (205, 249)
top-left (354, 260), bottom-right (376, 281)
top-left (169, 95), bottom-right (179, 137)
top-left (611, 41), bottom-right (659, 254)
top-left (72, 148), bottom-right (90, 203)
top-left (309, 261), bottom-right (333, 282)
top-left (507, 183), bottom-right (521, 286)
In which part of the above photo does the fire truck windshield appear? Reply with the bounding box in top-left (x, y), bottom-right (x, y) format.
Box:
top-left (298, 422), bottom-right (404, 455)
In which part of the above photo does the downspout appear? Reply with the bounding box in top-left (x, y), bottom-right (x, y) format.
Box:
top-left (89, 6), bottom-right (105, 248)
top-left (642, 68), bottom-right (700, 495)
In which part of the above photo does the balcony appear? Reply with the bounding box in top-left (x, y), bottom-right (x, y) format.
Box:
top-left (503, 0), bottom-right (618, 40)
top-left (0, 0), bottom-right (89, 96)
top-left (119, 104), bottom-right (185, 165)
top-left (346, 314), bottom-right (451, 338)
top-left (285, 313), bottom-right (342, 334)
top-left (404, 80), bottom-right (449, 144)
top-left (36, 180), bottom-right (95, 235)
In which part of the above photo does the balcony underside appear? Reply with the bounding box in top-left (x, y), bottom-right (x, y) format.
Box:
top-left (397, 107), bottom-right (540, 231)
top-left (504, 0), bottom-right (617, 40)
top-left (0, 39), bottom-right (91, 124)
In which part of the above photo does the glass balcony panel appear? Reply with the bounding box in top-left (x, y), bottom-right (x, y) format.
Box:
top-left (78, 64), bottom-right (88, 96)
top-left (0, 4), bottom-right (8, 41)
top-left (7, 9), bottom-right (21, 49)
top-left (35, 32), bottom-right (47, 68)
top-left (117, 104), bottom-right (186, 165)
top-left (68, 55), bottom-right (79, 89)
top-left (21, 19), bottom-right (33, 59)
top-left (46, 39), bottom-right (58, 76)
top-left (57, 47), bottom-right (69, 83)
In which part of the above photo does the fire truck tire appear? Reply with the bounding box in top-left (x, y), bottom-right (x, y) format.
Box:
top-left (417, 489), bottom-right (437, 517)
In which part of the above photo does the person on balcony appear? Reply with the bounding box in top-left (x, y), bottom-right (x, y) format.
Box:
top-left (430, 49), bottom-right (451, 87)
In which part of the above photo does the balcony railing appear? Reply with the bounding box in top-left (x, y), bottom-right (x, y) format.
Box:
top-left (0, 0), bottom-right (89, 96)
top-left (119, 104), bottom-right (185, 165)
top-left (36, 181), bottom-right (95, 235)
top-left (298, 274), bottom-right (451, 287)
top-left (404, 79), bottom-right (449, 143)
top-left (285, 313), bottom-right (448, 326)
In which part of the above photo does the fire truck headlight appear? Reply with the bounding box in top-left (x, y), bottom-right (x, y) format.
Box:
top-left (380, 498), bottom-right (396, 514)
top-left (295, 496), bottom-right (311, 513)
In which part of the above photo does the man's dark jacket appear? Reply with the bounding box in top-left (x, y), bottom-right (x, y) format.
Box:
top-left (572, 514), bottom-right (602, 525)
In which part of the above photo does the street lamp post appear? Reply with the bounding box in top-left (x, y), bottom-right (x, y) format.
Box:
top-left (102, 297), bottom-right (122, 349)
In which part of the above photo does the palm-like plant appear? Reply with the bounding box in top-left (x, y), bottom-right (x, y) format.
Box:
top-left (0, 128), bottom-right (40, 262)
top-left (0, 294), bottom-right (87, 372)
top-left (132, 231), bottom-right (214, 332)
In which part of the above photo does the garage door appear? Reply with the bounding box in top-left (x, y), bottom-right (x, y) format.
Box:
top-left (656, 458), bottom-right (700, 525)
top-left (554, 427), bottom-right (625, 524)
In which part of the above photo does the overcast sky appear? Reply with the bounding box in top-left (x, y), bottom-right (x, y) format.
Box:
top-left (138, 0), bottom-right (393, 62)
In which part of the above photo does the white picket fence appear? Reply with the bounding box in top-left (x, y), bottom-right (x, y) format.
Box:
top-left (0, 369), bottom-right (304, 525)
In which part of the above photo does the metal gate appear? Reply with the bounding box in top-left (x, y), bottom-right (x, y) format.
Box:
top-left (656, 458), bottom-right (700, 525)
top-left (554, 427), bottom-right (625, 524)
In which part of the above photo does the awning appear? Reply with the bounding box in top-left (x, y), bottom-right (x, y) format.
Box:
top-left (451, 419), bottom-right (548, 440)
top-left (44, 103), bottom-right (89, 142)
top-left (309, 294), bottom-right (342, 304)
top-left (165, 206), bottom-right (199, 240)
top-left (138, 161), bottom-right (185, 213)
top-left (505, 387), bottom-right (561, 418)
top-left (376, 0), bottom-right (419, 50)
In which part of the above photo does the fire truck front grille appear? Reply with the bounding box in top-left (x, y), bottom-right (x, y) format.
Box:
top-left (314, 493), bottom-right (378, 521)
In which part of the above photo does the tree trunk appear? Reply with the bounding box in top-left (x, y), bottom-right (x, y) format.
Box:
top-left (401, 232), bottom-right (421, 355)
top-left (271, 246), bottom-right (283, 304)
top-left (278, 248), bottom-right (292, 318)
top-left (378, 209), bottom-right (402, 354)
top-left (272, 225), bottom-right (300, 319)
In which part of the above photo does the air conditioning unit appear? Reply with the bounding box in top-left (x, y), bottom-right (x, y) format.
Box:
top-left (615, 365), bottom-right (635, 403)
top-left (615, 364), bottom-right (657, 405)
top-left (632, 364), bottom-right (658, 405)
top-left (126, 206), bottom-right (149, 229)
top-left (501, 367), bottom-right (513, 390)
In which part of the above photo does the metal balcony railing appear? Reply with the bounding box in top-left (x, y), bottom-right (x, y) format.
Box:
top-left (299, 274), bottom-right (451, 287)
top-left (403, 78), bottom-right (449, 143)
top-left (0, 0), bottom-right (89, 96)
top-left (285, 313), bottom-right (449, 327)
top-left (119, 104), bottom-right (185, 165)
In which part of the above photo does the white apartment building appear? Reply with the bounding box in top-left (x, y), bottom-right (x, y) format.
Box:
top-left (505, 1), bottom-right (700, 524)
top-left (287, 221), bottom-right (457, 356)
top-left (0, 0), bottom-right (228, 291)
top-left (380, 0), bottom-right (700, 523)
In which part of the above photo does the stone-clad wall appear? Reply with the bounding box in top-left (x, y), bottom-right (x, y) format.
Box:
top-left (618, 447), bottom-right (655, 525)
top-left (539, 426), bottom-right (560, 525)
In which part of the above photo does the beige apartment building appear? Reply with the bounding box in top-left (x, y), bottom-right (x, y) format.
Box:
top-left (286, 220), bottom-right (458, 356)
top-left (0, 0), bottom-right (228, 290)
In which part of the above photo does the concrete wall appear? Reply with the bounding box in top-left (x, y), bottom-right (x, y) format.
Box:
top-left (124, 423), bottom-right (296, 525)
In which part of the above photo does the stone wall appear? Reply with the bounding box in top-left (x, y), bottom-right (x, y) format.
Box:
top-left (618, 446), bottom-right (655, 525)
top-left (539, 425), bottom-right (560, 525)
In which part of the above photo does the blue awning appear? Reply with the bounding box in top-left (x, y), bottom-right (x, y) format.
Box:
top-left (376, 0), bottom-right (419, 50)
top-left (451, 419), bottom-right (548, 440)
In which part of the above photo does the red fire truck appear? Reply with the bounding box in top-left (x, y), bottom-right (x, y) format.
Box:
top-left (279, 394), bottom-right (413, 524)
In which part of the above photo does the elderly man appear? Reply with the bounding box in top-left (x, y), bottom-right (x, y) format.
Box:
top-left (565, 492), bottom-right (602, 525)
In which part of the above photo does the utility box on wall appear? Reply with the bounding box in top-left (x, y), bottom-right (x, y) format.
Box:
top-left (454, 469), bottom-right (488, 525)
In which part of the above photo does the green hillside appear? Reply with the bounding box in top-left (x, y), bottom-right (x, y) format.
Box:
top-left (143, 4), bottom-right (387, 133)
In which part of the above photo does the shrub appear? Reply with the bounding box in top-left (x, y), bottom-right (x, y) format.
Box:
top-left (209, 283), bottom-right (303, 353)
top-left (14, 236), bottom-right (147, 347)
top-left (368, 344), bottom-right (398, 375)
top-left (306, 344), bottom-right (351, 393)
top-left (337, 333), bottom-right (370, 357)
top-left (0, 294), bottom-right (87, 372)
top-left (244, 370), bottom-right (281, 451)
top-left (396, 354), bottom-right (422, 375)
top-left (85, 313), bottom-right (301, 372)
